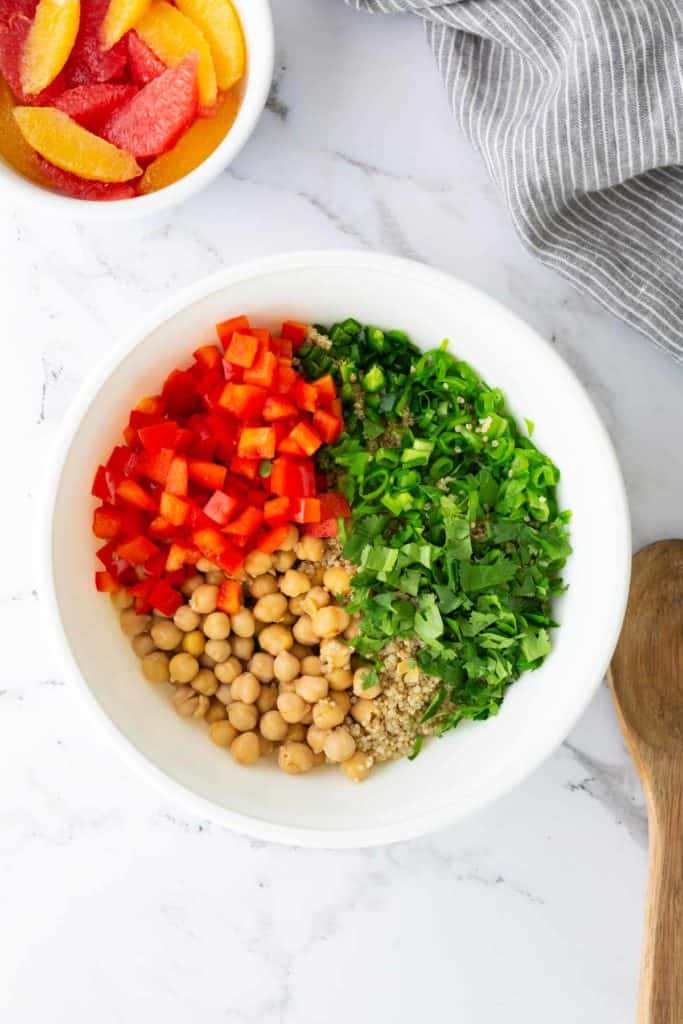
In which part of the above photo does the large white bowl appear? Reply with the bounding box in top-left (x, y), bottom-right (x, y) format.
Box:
top-left (41, 251), bottom-right (631, 847)
top-left (0, 0), bottom-right (274, 220)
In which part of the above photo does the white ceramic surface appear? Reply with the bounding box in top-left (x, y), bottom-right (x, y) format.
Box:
top-left (0, 0), bottom-right (274, 220)
top-left (42, 250), bottom-right (630, 847)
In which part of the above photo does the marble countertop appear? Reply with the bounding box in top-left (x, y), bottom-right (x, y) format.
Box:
top-left (3, 1), bottom-right (682, 1020)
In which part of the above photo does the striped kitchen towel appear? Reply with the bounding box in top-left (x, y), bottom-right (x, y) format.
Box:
top-left (346, 0), bottom-right (683, 361)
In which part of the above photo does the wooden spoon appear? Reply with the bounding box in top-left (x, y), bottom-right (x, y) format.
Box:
top-left (609, 540), bottom-right (683, 1024)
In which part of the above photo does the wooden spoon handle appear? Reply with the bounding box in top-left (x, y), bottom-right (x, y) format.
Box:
top-left (639, 756), bottom-right (683, 1023)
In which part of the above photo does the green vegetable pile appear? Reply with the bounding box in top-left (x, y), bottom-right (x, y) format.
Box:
top-left (298, 320), bottom-right (572, 750)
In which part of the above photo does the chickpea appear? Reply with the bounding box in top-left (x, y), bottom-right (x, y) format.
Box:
top-left (173, 604), bottom-right (201, 632)
top-left (312, 696), bottom-right (346, 730)
top-left (205, 698), bottom-right (227, 724)
top-left (295, 674), bottom-right (329, 703)
top-left (280, 569), bottom-right (311, 598)
top-left (319, 639), bottom-right (352, 672)
top-left (300, 655), bottom-right (323, 676)
top-left (192, 668), bottom-right (218, 696)
top-left (231, 608), bottom-right (255, 638)
top-left (120, 609), bottom-right (151, 637)
top-left (302, 586), bottom-right (330, 616)
top-left (228, 701), bottom-right (259, 732)
top-left (231, 672), bottom-right (261, 704)
top-left (215, 656), bottom-right (242, 685)
top-left (132, 633), bottom-right (156, 658)
top-left (350, 699), bottom-right (377, 727)
top-left (257, 685), bottom-right (278, 713)
top-left (312, 606), bottom-right (350, 640)
top-left (172, 686), bottom-right (209, 718)
top-left (276, 692), bottom-right (308, 724)
top-left (215, 684), bottom-right (233, 705)
top-left (249, 574), bottom-right (278, 599)
top-left (272, 650), bottom-right (300, 684)
top-left (169, 652), bottom-right (199, 684)
top-left (278, 741), bottom-right (314, 774)
top-left (196, 557), bottom-right (219, 573)
top-left (306, 724), bottom-right (329, 754)
top-left (272, 549), bottom-right (297, 572)
top-left (353, 666), bottom-right (381, 699)
top-left (205, 571), bottom-right (225, 586)
top-left (190, 584), bottom-right (219, 614)
top-left (111, 588), bottom-right (134, 611)
top-left (205, 638), bottom-right (231, 663)
top-left (290, 643), bottom-right (309, 660)
top-left (209, 719), bottom-right (238, 747)
top-left (296, 535), bottom-right (324, 562)
top-left (259, 624), bottom-right (293, 656)
top-left (182, 629), bottom-right (205, 657)
top-left (244, 550), bottom-right (273, 576)
top-left (203, 611), bottom-right (231, 640)
top-left (231, 731), bottom-right (260, 765)
top-left (341, 751), bottom-right (372, 782)
top-left (249, 652), bottom-right (274, 683)
top-left (142, 651), bottom-right (169, 683)
top-left (150, 619), bottom-right (181, 651)
top-left (324, 726), bottom-right (356, 763)
top-left (292, 614), bottom-right (318, 646)
top-left (288, 595), bottom-right (308, 616)
top-left (327, 668), bottom-right (353, 691)
top-left (259, 709), bottom-right (288, 741)
top-left (232, 636), bottom-right (254, 662)
top-left (181, 573), bottom-right (204, 597)
top-left (323, 566), bottom-right (351, 594)
top-left (343, 616), bottom-right (361, 641)
top-left (253, 593), bottom-right (287, 624)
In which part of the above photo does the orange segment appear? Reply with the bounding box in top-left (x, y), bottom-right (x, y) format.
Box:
top-left (0, 78), bottom-right (49, 186)
top-left (174, 0), bottom-right (244, 91)
top-left (21, 0), bottom-right (81, 96)
top-left (139, 86), bottom-right (238, 192)
top-left (13, 106), bottom-right (142, 182)
top-left (101, 0), bottom-right (151, 50)
top-left (136, 1), bottom-right (217, 109)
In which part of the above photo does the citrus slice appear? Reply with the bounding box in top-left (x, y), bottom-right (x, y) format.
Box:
top-left (100, 0), bottom-right (150, 50)
top-left (174, 0), bottom-right (244, 91)
top-left (127, 28), bottom-right (165, 84)
top-left (0, 76), bottom-right (48, 185)
top-left (65, 0), bottom-right (127, 85)
top-left (135, 1), bottom-right (216, 109)
top-left (13, 106), bottom-right (141, 181)
top-left (55, 82), bottom-right (137, 129)
top-left (37, 157), bottom-right (136, 198)
top-left (21, 0), bottom-right (81, 96)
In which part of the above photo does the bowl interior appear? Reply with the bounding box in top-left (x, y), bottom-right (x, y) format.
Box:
top-left (48, 254), bottom-right (630, 844)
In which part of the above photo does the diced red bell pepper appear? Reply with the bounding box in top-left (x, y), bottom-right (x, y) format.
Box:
top-left (257, 524), bottom-right (292, 553)
top-left (135, 394), bottom-right (165, 417)
top-left (138, 447), bottom-right (174, 485)
top-left (304, 517), bottom-right (339, 538)
top-left (160, 491), bottom-right (190, 526)
top-left (281, 320), bottom-right (308, 345)
top-left (216, 314), bottom-right (250, 348)
top-left (143, 548), bottom-right (168, 578)
top-left (225, 331), bottom-right (259, 368)
top-left (271, 336), bottom-right (293, 359)
top-left (166, 542), bottom-right (200, 572)
top-left (162, 369), bottom-right (200, 416)
top-left (263, 496), bottom-right (290, 523)
top-left (186, 503), bottom-right (215, 530)
top-left (92, 505), bottom-right (123, 539)
top-left (123, 425), bottom-right (140, 448)
top-left (107, 444), bottom-right (140, 478)
top-left (224, 505), bottom-right (264, 537)
top-left (148, 579), bottom-right (183, 616)
top-left (319, 491), bottom-right (351, 519)
top-left (272, 362), bottom-right (297, 395)
top-left (262, 396), bottom-right (297, 421)
top-left (218, 382), bottom-right (266, 419)
top-left (116, 535), bottom-right (159, 565)
top-left (216, 578), bottom-right (242, 615)
top-left (295, 379), bottom-right (318, 413)
top-left (270, 456), bottom-right (317, 498)
top-left (312, 374), bottom-right (337, 405)
top-left (138, 420), bottom-right (180, 453)
top-left (290, 497), bottom-right (321, 524)
top-left (95, 570), bottom-right (118, 593)
top-left (287, 421), bottom-right (322, 457)
top-left (277, 435), bottom-right (306, 457)
top-left (193, 344), bottom-right (222, 370)
top-left (191, 528), bottom-right (244, 573)
top-left (92, 465), bottom-right (117, 503)
top-left (243, 349), bottom-right (277, 388)
top-left (188, 460), bottom-right (227, 490)
top-left (116, 479), bottom-right (157, 512)
top-left (203, 489), bottom-right (239, 525)
top-left (165, 455), bottom-right (188, 495)
top-left (129, 578), bottom-right (155, 613)
top-left (313, 408), bottom-right (343, 445)
top-left (230, 456), bottom-right (259, 481)
top-left (237, 426), bottom-right (276, 460)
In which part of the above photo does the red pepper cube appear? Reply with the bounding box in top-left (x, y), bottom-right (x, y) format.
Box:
top-left (217, 579), bottom-right (242, 615)
top-left (243, 349), bottom-right (277, 388)
top-left (237, 426), bottom-right (276, 460)
top-left (281, 320), bottom-right (308, 345)
top-left (270, 456), bottom-right (317, 498)
top-left (225, 331), bottom-right (259, 368)
top-left (263, 496), bottom-right (290, 523)
top-left (295, 379), bottom-right (318, 413)
top-left (319, 491), bottom-right (351, 519)
top-left (224, 505), bottom-right (264, 538)
top-left (290, 497), bottom-right (322, 524)
top-left (165, 455), bottom-right (188, 496)
top-left (92, 465), bottom-right (117, 503)
top-left (116, 479), bottom-right (157, 512)
top-left (138, 447), bottom-right (174, 485)
top-left (312, 374), bottom-right (337, 405)
top-left (116, 535), bottom-right (159, 565)
top-left (135, 394), bottom-right (165, 417)
top-left (216, 314), bottom-right (250, 348)
top-left (143, 549), bottom-right (168, 578)
top-left (138, 420), bottom-right (180, 453)
top-left (229, 456), bottom-right (259, 481)
top-left (303, 517), bottom-right (339, 538)
top-left (203, 490), bottom-right (239, 525)
top-left (218, 382), bottom-right (267, 419)
top-left (160, 491), bottom-right (190, 526)
top-left (257, 524), bottom-right (292, 553)
top-left (287, 421), bottom-right (322, 457)
top-left (191, 528), bottom-right (244, 573)
top-left (107, 444), bottom-right (141, 479)
top-left (148, 515), bottom-right (175, 538)
top-left (166, 542), bottom-right (197, 572)
top-left (272, 362), bottom-right (297, 395)
top-left (148, 579), bottom-right (183, 616)
top-left (188, 460), bottom-right (227, 490)
top-left (123, 426), bottom-right (139, 448)
top-left (162, 369), bottom-right (199, 416)
top-left (193, 344), bottom-right (222, 370)
top-left (277, 435), bottom-right (306, 457)
top-left (272, 337), bottom-right (293, 359)
top-left (262, 396), bottom-right (297, 421)
top-left (312, 408), bottom-right (343, 445)
top-left (95, 570), bottom-right (119, 593)
top-left (92, 505), bottom-right (123, 539)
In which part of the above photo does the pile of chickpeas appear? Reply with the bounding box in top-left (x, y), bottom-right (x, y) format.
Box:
top-left (113, 525), bottom-right (378, 782)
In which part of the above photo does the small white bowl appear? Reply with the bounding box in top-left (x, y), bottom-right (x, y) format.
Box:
top-left (41, 251), bottom-right (631, 847)
top-left (0, 0), bottom-right (274, 220)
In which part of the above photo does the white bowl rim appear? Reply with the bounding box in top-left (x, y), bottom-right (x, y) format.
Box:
top-left (0, 0), bottom-right (274, 221)
top-left (39, 249), bottom-right (632, 848)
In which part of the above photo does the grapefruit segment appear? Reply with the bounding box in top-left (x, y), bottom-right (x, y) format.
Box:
top-left (65, 0), bottom-right (127, 84)
top-left (127, 28), bottom-right (165, 83)
top-left (0, 13), bottom-right (66, 103)
top-left (21, 0), bottom-right (81, 95)
top-left (13, 105), bottom-right (142, 180)
top-left (175, 0), bottom-right (243, 91)
top-left (55, 82), bottom-right (137, 129)
top-left (0, 75), bottom-right (49, 184)
top-left (37, 156), bottom-right (136, 198)
top-left (101, 51), bottom-right (198, 158)
top-left (135, 1), bottom-right (216, 109)
top-left (100, 0), bottom-right (150, 50)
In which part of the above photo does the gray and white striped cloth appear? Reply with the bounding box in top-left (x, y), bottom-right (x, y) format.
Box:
top-left (346, 0), bottom-right (683, 362)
